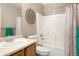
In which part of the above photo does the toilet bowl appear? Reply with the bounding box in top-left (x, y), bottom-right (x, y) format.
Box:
top-left (28, 35), bottom-right (50, 56)
top-left (36, 46), bottom-right (50, 56)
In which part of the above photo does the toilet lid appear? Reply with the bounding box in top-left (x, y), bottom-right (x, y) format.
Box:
top-left (36, 46), bottom-right (50, 53)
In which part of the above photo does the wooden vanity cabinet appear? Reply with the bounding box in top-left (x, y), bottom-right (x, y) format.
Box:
top-left (10, 43), bottom-right (36, 56)
top-left (24, 43), bottom-right (36, 56)
top-left (10, 50), bottom-right (24, 56)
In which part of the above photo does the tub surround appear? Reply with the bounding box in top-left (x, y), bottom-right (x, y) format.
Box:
top-left (0, 37), bottom-right (37, 56)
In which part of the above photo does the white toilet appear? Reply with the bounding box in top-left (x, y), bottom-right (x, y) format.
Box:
top-left (28, 35), bottom-right (50, 56)
top-left (36, 45), bottom-right (50, 56)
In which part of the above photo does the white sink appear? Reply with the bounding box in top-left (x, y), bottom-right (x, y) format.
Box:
top-left (0, 38), bottom-right (29, 48)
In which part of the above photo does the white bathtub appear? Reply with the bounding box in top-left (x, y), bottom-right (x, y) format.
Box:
top-left (43, 44), bottom-right (64, 56)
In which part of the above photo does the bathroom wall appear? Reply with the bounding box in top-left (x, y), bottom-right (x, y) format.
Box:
top-left (21, 3), bottom-right (67, 36)
top-left (42, 3), bottom-right (66, 15)
top-left (22, 3), bottom-right (43, 36)
top-left (0, 4), bottom-right (22, 36)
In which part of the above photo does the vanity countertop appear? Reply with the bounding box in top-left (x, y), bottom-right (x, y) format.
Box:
top-left (0, 38), bottom-right (37, 56)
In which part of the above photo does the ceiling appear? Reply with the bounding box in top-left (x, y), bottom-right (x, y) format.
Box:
top-left (42, 3), bottom-right (67, 8)
top-left (14, 3), bottom-right (67, 8)
top-left (0, 3), bottom-right (67, 9)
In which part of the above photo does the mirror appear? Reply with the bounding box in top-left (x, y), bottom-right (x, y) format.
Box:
top-left (0, 3), bottom-right (22, 37)
top-left (0, 4), bottom-right (36, 37)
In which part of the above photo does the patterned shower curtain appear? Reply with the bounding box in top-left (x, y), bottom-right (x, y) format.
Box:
top-left (65, 4), bottom-right (77, 56)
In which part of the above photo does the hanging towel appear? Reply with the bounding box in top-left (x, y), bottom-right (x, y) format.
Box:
top-left (76, 25), bottom-right (79, 56)
top-left (5, 27), bottom-right (14, 36)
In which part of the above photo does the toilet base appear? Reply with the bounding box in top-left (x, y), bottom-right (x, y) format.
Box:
top-left (36, 52), bottom-right (49, 56)
top-left (36, 53), bottom-right (49, 56)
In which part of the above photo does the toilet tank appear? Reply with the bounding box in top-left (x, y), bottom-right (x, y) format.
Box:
top-left (28, 34), bottom-right (43, 45)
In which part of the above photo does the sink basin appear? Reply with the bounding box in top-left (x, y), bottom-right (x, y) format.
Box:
top-left (0, 38), bottom-right (29, 48)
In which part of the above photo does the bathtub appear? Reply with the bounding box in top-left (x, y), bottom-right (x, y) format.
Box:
top-left (43, 44), bottom-right (64, 56)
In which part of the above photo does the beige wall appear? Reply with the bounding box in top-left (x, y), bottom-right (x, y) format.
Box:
top-left (21, 3), bottom-right (66, 36)
top-left (0, 4), bottom-right (22, 36)
top-left (22, 3), bottom-right (43, 36)
top-left (43, 4), bottom-right (66, 15)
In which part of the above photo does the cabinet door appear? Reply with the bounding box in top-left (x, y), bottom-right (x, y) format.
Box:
top-left (11, 50), bottom-right (24, 56)
top-left (25, 43), bottom-right (36, 56)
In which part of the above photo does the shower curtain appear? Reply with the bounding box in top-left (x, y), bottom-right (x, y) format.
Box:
top-left (65, 4), bottom-right (77, 56)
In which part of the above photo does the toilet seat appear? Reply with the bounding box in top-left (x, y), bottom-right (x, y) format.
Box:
top-left (37, 46), bottom-right (50, 53)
